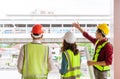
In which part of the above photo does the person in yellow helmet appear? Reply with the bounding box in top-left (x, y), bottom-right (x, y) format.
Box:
top-left (73, 23), bottom-right (113, 79)
top-left (60, 31), bottom-right (81, 79)
top-left (17, 24), bottom-right (55, 79)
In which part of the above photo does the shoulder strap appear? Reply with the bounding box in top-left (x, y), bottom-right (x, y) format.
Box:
top-left (96, 41), bottom-right (108, 53)
top-left (93, 41), bottom-right (108, 61)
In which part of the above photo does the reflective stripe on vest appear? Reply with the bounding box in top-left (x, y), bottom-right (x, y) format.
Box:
top-left (63, 49), bottom-right (81, 79)
top-left (22, 43), bottom-right (48, 78)
top-left (93, 40), bottom-right (110, 71)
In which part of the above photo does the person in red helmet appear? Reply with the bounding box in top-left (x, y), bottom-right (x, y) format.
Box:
top-left (17, 24), bottom-right (54, 79)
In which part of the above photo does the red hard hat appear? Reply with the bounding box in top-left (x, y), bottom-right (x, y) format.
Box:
top-left (32, 24), bottom-right (44, 34)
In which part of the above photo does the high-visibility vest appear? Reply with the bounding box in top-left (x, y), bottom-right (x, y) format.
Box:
top-left (62, 49), bottom-right (81, 79)
top-left (22, 43), bottom-right (48, 79)
top-left (93, 40), bottom-right (110, 71)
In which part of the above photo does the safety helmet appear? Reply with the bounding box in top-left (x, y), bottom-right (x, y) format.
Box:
top-left (97, 23), bottom-right (109, 35)
top-left (63, 31), bottom-right (76, 44)
top-left (32, 24), bottom-right (44, 34)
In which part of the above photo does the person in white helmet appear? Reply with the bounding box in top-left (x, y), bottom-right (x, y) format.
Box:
top-left (17, 24), bottom-right (54, 79)
top-left (60, 31), bottom-right (81, 79)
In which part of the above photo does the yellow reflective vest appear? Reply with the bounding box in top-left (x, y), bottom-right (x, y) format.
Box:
top-left (62, 49), bottom-right (81, 79)
top-left (93, 40), bottom-right (110, 71)
top-left (22, 43), bottom-right (48, 79)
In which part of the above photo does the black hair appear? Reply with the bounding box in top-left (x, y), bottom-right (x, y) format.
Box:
top-left (33, 33), bottom-right (40, 36)
top-left (31, 33), bottom-right (43, 39)
top-left (97, 29), bottom-right (105, 37)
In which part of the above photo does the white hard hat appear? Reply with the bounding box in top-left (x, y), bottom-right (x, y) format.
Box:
top-left (63, 31), bottom-right (76, 44)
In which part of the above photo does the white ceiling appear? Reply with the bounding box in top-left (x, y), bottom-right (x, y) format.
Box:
top-left (0, 0), bottom-right (112, 18)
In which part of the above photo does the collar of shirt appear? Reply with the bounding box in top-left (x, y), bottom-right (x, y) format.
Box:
top-left (32, 40), bottom-right (41, 44)
top-left (98, 38), bottom-right (108, 44)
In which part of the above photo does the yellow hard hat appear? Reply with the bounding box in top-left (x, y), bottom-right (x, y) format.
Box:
top-left (97, 23), bottom-right (109, 35)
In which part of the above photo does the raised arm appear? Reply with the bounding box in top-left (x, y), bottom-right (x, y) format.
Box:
top-left (73, 22), bottom-right (84, 33)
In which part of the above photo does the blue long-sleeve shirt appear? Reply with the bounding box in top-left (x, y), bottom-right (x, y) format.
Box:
top-left (60, 53), bottom-right (68, 75)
